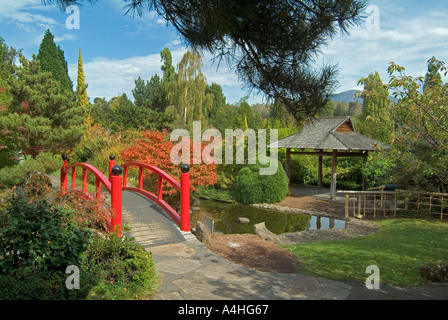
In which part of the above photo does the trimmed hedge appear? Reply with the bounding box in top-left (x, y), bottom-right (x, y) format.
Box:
top-left (234, 161), bottom-right (289, 204)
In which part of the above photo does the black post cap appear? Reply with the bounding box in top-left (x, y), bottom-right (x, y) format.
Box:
top-left (109, 154), bottom-right (115, 160)
top-left (180, 163), bottom-right (190, 173)
top-left (111, 164), bottom-right (123, 176)
top-left (62, 153), bottom-right (68, 161)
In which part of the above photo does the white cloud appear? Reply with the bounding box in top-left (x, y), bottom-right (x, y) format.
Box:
top-left (54, 33), bottom-right (79, 42)
top-left (0, 0), bottom-right (61, 31)
top-left (320, 8), bottom-right (448, 92)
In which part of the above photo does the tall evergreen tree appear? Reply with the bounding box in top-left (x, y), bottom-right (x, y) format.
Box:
top-left (132, 74), bottom-right (164, 111)
top-left (0, 53), bottom-right (85, 158)
top-left (0, 38), bottom-right (19, 167)
top-left (206, 82), bottom-right (226, 126)
top-left (357, 71), bottom-right (394, 143)
top-left (76, 48), bottom-right (88, 107)
top-left (161, 47), bottom-right (175, 83)
top-left (36, 29), bottom-right (73, 93)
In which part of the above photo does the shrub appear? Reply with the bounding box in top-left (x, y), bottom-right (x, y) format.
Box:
top-left (0, 152), bottom-right (60, 189)
top-left (194, 185), bottom-right (236, 203)
top-left (0, 189), bottom-right (158, 300)
top-left (0, 190), bottom-right (93, 276)
top-left (0, 189), bottom-right (95, 300)
top-left (55, 192), bottom-right (111, 232)
top-left (0, 269), bottom-right (97, 300)
top-left (234, 160), bottom-right (289, 204)
top-left (84, 231), bottom-right (159, 299)
top-left (121, 130), bottom-right (218, 194)
top-left (70, 124), bottom-right (140, 182)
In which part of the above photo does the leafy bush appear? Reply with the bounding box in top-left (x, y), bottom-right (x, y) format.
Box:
top-left (55, 192), bottom-right (111, 232)
top-left (0, 152), bottom-right (60, 189)
top-left (0, 189), bottom-right (95, 300)
top-left (84, 231), bottom-right (159, 299)
top-left (71, 125), bottom-right (140, 181)
top-left (121, 129), bottom-right (218, 194)
top-left (0, 189), bottom-right (158, 300)
top-left (234, 160), bottom-right (289, 204)
top-left (288, 154), bottom-right (318, 185)
top-left (0, 269), bottom-right (97, 300)
top-left (0, 190), bottom-right (93, 276)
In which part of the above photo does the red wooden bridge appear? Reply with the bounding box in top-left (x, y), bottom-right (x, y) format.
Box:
top-left (60, 154), bottom-right (191, 240)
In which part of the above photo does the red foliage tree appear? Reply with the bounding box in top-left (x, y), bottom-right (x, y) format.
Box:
top-left (121, 130), bottom-right (217, 194)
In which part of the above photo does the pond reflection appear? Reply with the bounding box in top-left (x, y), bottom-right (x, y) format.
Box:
top-left (193, 199), bottom-right (346, 235)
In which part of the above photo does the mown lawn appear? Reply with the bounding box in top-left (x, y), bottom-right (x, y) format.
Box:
top-left (282, 219), bottom-right (448, 286)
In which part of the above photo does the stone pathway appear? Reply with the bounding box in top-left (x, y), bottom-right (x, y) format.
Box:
top-left (148, 239), bottom-right (353, 300)
top-left (121, 190), bottom-right (448, 300)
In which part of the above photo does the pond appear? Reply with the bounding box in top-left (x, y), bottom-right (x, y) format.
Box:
top-left (192, 199), bottom-right (346, 235)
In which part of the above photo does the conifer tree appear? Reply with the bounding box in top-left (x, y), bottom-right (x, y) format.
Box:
top-left (76, 48), bottom-right (88, 107)
top-left (357, 71), bottom-right (394, 143)
top-left (1, 53), bottom-right (85, 158)
top-left (36, 29), bottom-right (73, 93)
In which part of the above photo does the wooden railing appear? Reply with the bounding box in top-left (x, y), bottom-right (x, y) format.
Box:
top-left (338, 189), bottom-right (448, 221)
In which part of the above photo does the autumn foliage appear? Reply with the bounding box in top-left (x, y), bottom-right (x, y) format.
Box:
top-left (121, 130), bottom-right (217, 194)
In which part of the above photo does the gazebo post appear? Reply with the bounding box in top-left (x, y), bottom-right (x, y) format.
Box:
top-left (330, 150), bottom-right (338, 200)
top-left (362, 151), bottom-right (368, 191)
top-left (318, 149), bottom-right (323, 188)
top-left (286, 148), bottom-right (291, 182)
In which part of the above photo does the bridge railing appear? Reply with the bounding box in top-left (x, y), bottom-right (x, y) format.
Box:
top-left (120, 161), bottom-right (190, 232)
top-left (60, 154), bottom-right (123, 235)
top-left (61, 154), bottom-right (191, 234)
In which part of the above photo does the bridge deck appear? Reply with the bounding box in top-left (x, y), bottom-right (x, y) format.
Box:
top-left (122, 190), bottom-right (193, 248)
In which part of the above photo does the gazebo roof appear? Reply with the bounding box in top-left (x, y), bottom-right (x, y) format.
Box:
top-left (271, 116), bottom-right (381, 151)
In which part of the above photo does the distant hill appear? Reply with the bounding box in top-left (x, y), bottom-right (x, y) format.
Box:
top-left (330, 89), bottom-right (398, 104)
top-left (330, 90), bottom-right (363, 103)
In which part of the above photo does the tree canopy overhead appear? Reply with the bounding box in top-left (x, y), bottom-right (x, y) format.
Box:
top-left (43, 0), bottom-right (367, 121)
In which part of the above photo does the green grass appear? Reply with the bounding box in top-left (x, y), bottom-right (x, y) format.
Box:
top-left (282, 219), bottom-right (448, 286)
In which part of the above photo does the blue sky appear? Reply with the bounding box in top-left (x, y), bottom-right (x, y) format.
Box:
top-left (0, 0), bottom-right (447, 105)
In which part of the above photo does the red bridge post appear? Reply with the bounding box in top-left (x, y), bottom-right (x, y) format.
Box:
top-left (110, 164), bottom-right (123, 236)
top-left (108, 154), bottom-right (115, 181)
top-left (61, 154), bottom-right (68, 196)
top-left (180, 164), bottom-right (190, 232)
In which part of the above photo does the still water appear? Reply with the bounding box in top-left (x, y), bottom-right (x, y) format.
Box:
top-left (192, 199), bottom-right (346, 235)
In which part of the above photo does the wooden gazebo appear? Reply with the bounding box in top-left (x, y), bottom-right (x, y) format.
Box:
top-left (270, 116), bottom-right (381, 199)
